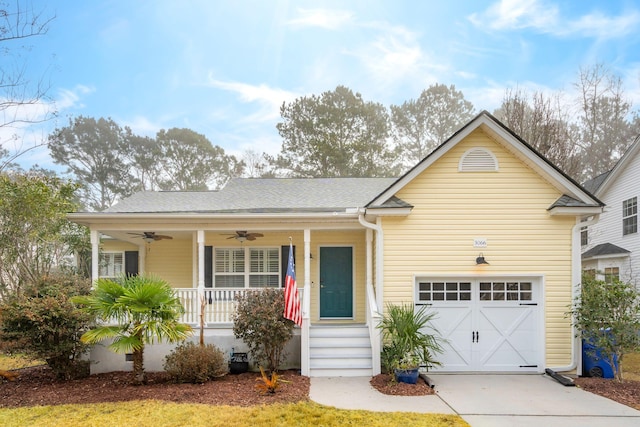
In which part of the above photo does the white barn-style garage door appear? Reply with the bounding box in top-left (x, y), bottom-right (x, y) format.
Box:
top-left (415, 277), bottom-right (542, 373)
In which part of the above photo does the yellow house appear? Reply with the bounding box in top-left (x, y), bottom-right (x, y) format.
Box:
top-left (69, 111), bottom-right (603, 376)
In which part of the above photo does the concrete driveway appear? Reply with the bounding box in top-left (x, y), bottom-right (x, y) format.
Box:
top-left (310, 374), bottom-right (640, 427)
top-left (430, 374), bottom-right (640, 426)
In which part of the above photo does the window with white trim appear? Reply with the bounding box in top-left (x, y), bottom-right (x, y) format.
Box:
top-left (418, 281), bottom-right (471, 301)
top-left (99, 252), bottom-right (124, 278)
top-left (623, 197), bottom-right (637, 235)
top-left (581, 226), bottom-right (588, 246)
top-left (604, 267), bottom-right (619, 284)
top-left (215, 247), bottom-right (280, 288)
top-left (479, 281), bottom-right (532, 301)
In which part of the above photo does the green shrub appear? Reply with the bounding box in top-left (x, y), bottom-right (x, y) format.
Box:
top-left (569, 274), bottom-right (640, 381)
top-left (164, 342), bottom-right (227, 383)
top-left (232, 289), bottom-right (294, 372)
top-left (0, 273), bottom-right (93, 379)
top-left (378, 304), bottom-right (445, 372)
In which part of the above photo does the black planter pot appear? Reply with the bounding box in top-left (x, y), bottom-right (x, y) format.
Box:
top-left (229, 352), bottom-right (249, 374)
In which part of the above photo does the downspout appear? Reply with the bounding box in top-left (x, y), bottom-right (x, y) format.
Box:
top-left (358, 210), bottom-right (383, 312)
top-left (551, 214), bottom-right (600, 373)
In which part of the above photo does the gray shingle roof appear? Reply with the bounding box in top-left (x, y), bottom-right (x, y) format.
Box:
top-left (582, 242), bottom-right (630, 259)
top-left (104, 177), bottom-right (398, 213)
top-left (548, 194), bottom-right (602, 209)
top-left (582, 171), bottom-right (611, 194)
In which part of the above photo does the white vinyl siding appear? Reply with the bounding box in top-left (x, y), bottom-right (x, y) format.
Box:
top-left (581, 146), bottom-right (640, 285)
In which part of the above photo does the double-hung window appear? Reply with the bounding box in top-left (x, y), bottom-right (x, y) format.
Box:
top-left (99, 252), bottom-right (124, 278)
top-left (623, 197), bottom-right (637, 236)
top-left (214, 247), bottom-right (280, 288)
top-left (604, 267), bottom-right (619, 284)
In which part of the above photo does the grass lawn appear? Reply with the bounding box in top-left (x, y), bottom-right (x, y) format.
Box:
top-left (0, 352), bottom-right (467, 426)
top-left (3, 351), bottom-right (639, 426)
top-left (623, 352), bottom-right (640, 381)
top-left (0, 401), bottom-right (468, 427)
top-left (0, 353), bottom-right (43, 370)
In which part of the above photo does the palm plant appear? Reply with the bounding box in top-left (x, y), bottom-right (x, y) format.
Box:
top-left (378, 304), bottom-right (445, 373)
top-left (73, 274), bottom-right (193, 384)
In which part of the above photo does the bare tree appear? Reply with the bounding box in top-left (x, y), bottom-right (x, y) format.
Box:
top-left (494, 88), bottom-right (581, 179)
top-left (0, 1), bottom-right (56, 171)
top-left (241, 149), bottom-right (268, 178)
top-left (575, 64), bottom-right (637, 181)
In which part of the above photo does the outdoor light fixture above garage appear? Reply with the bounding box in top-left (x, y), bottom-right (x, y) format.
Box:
top-left (476, 253), bottom-right (489, 265)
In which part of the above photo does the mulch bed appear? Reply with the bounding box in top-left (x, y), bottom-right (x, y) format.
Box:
top-left (2, 366), bottom-right (639, 411)
top-left (573, 377), bottom-right (640, 410)
top-left (369, 373), bottom-right (435, 396)
top-left (0, 366), bottom-right (309, 408)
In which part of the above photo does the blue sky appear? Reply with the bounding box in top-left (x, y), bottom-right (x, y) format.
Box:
top-left (4, 0), bottom-right (640, 171)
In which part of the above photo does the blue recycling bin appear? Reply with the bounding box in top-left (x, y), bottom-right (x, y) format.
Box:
top-left (582, 339), bottom-right (618, 378)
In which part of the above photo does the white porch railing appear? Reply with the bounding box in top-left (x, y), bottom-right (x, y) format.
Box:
top-left (174, 287), bottom-right (305, 325)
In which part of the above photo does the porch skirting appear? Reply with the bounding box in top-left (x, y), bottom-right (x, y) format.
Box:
top-left (87, 327), bottom-right (301, 375)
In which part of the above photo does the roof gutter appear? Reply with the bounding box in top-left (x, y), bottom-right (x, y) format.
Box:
top-left (67, 210), bottom-right (361, 226)
top-left (549, 214), bottom-right (600, 373)
top-left (358, 209), bottom-right (383, 311)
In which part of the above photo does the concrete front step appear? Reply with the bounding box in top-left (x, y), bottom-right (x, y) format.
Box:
top-left (309, 367), bottom-right (373, 377)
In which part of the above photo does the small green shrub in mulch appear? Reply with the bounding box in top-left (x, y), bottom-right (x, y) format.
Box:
top-left (164, 342), bottom-right (227, 383)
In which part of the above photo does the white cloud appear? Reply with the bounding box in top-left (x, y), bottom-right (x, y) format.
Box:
top-left (287, 8), bottom-right (354, 30)
top-left (469, 0), bottom-right (640, 39)
top-left (347, 21), bottom-right (444, 94)
top-left (469, 0), bottom-right (558, 32)
top-left (566, 11), bottom-right (640, 39)
top-left (122, 116), bottom-right (164, 137)
top-left (206, 77), bottom-right (298, 122)
top-left (55, 85), bottom-right (94, 110)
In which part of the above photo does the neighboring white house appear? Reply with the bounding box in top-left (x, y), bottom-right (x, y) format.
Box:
top-left (582, 136), bottom-right (640, 286)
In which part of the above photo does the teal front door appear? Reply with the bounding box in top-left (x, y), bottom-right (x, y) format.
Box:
top-left (319, 246), bottom-right (353, 318)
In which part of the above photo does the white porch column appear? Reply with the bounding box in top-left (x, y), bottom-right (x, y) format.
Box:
top-left (90, 229), bottom-right (99, 284)
top-left (197, 230), bottom-right (205, 324)
top-left (138, 244), bottom-right (146, 274)
top-left (301, 228), bottom-right (311, 376)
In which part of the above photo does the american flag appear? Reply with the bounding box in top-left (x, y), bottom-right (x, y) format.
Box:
top-left (283, 242), bottom-right (302, 327)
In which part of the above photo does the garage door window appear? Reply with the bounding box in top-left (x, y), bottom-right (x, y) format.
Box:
top-left (418, 281), bottom-right (471, 301)
top-left (479, 281), bottom-right (532, 301)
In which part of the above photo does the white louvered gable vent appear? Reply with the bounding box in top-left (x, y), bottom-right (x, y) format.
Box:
top-left (458, 148), bottom-right (498, 172)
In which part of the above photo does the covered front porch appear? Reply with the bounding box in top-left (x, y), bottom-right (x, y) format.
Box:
top-left (84, 221), bottom-right (383, 377)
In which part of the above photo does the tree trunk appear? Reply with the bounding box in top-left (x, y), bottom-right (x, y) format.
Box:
top-left (132, 345), bottom-right (145, 385)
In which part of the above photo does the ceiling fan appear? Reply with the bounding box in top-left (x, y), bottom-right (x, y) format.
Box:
top-left (222, 230), bottom-right (264, 242)
top-left (128, 231), bottom-right (173, 243)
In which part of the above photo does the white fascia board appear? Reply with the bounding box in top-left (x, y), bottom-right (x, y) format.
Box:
top-left (547, 206), bottom-right (604, 216)
top-left (364, 207), bottom-right (412, 217)
top-left (582, 253), bottom-right (630, 261)
top-left (67, 211), bottom-right (361, 226)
